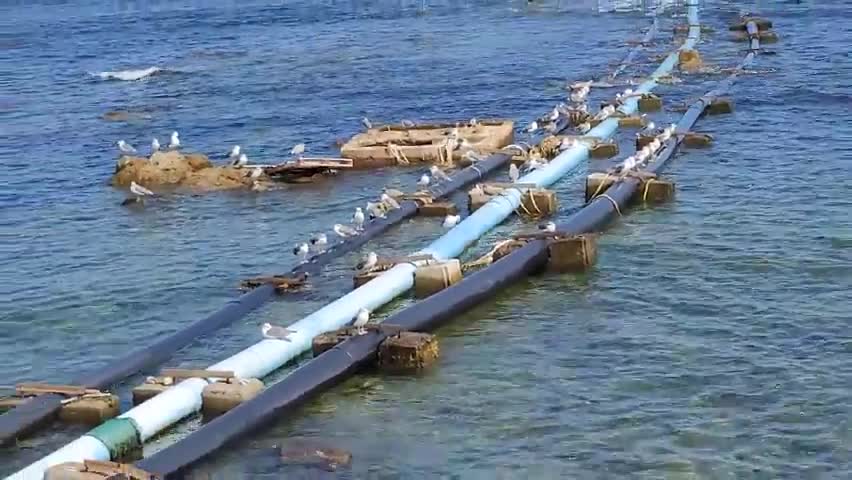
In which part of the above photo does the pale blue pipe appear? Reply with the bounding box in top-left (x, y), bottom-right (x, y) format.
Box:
top-left (7, 5), bottom-right (703, 479)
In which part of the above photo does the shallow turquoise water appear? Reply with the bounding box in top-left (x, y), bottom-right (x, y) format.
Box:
top-left (1, 0), bottom-right (850, 477)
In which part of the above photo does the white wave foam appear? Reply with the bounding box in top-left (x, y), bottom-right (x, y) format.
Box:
top-left (91, 66), bottom-right (162, 81)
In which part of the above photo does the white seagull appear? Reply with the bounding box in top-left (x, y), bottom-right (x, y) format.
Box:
top-left (352, 207), bottom-right (365, 230)
top-left (310, 233), bottom-right (328, 251)
top-left (356, 251), bottom-right (378, 272)
top-left (362, 117), bottom-right (372, 129)
top-left (417, 174), bottom-right (430, 188)
top-left (429, 165), bottom-right (451, 182)
top-left (151, 138), bottom-right (160, 153)
top-left (366, 201), bottom-right (386, 220)
top-left (169, 131), bottom-right (180, 149)
top-left (526, 121), bottom-right (539, 133)
top-left (249, 167), bottom-right (263, 179)
top-left (442, 214), bottom-right (461, 228)
top-left (352, 307), bottom-right (370, 334)
top-left (261, 322), bottom-right (296, 342)
top-left (117, 140), bottom-right (136, 155)
top-left (539, 221), bottom-right (557, 233)
top-left (643, 121), bottom-right (656, 133)
top-left (383, 187), bottom-right (405, 198)
top-left (509, 163), bottom-right (520, 183)
top-left (130, 181), bottom-right (154, 197)
top-left (333, 223), bottom-right (359, 237)
top-left (233, 153), bottom-right (248, 167)
top-left (290, 143), bottom-right (305, 158)
top-left (293, 242), bottom-right (309, 262)
top-left (229, 145), bottom-right (241, 159)
top-left (381, 193), bottom-right (401, 210)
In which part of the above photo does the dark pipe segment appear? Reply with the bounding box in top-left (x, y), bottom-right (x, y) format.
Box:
top-left (0, 153), bottom-right (513, 446)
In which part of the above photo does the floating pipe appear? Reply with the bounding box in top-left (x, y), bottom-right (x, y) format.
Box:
top-left (138, 11), bottom-right (738, 475)
top-left (0, 152), bottom-right (513, 447)
top-left (8, 6), bottom-right (704, 478)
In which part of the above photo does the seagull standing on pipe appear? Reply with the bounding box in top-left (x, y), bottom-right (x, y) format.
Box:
top-left (429, 165), bottom-right (450, 182)
top-left (442, 214), bottom-right (461, 228)
top-left (168, 131), bottom-right (180, 150)
top-left (366, 201), bottom-right (386, 220)
top-left (310, 233), bottom-right (327, 252)
top-left (261, 322), bottom-right (296, 342)
top-left (117, 140), bottom-right (136, 155)
top-left (352, 207), bottom-right (365, 230)
top-left (381, 193), bottom-right (400, 210)
top-left (509, 163), bottom-right (520, 183)
top-left (356, 251), bottom-right (378, 272)
top-left (539, 221), bottom-right (556, 233)
top-left (352, 307), bottom-right (370, 335)
top-left (333, 223), bottom-right (358, 237)
top-left (293, 242), bottom-right (309, 263)
top-left (417, 174), bottom-right (430, 188)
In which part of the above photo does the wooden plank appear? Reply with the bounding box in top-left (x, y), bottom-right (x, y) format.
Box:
top-left (292, 157), bottom-right (353, 168)
top-left (15, 383), bottom-right (93, 397)
top-left (160, 369), bottom-right (235, 380)
top-left (84, 460), bottom-right (158, 479)
top-left (481, 182), bottom-right (538, 189)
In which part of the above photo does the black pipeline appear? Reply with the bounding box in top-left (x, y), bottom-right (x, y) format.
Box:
top-left (0, 152), bottom-right (514, 446)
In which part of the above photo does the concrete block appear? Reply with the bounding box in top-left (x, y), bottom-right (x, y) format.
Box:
top-left (378, 332), bottom-right (439, 373)
top-left (414, 260), bottom-right (463, 298)
top-left (202, 379), bottom-right (264, 418)
top-left (548, 235), bottom-right (597, 272)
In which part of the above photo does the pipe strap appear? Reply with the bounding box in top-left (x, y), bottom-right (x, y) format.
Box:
top-left (87, 418), bottom-right (142, 460)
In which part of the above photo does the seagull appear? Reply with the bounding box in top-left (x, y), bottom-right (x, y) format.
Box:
top-left (549, 107), bottom-right (560, 121)
top-left (463, 150), bottom-right (483, 163)
top-left (356, 251), bottom-right (378, 272)
top-left (429, 165), bottom-right (451, 182)
top-left (293, 242), bottom-right (309, 262)
top-left (261, 322), bottom-right (296, 342)
top-left (539, 221), bottom-right (556, 233)
top-left (310, 233), bottom-right (327, 251)
top-left (383, 187), bottom-right (405, 198)
top-left (659, 129), bottom-right (672, 142)
top-left (229, 145), bottom-right (241, 160)
top-left (362, 117), bottom-right (372, 129)
top-left (509, 163), bottom-right (520, 183)
top-left (443, 214), bottom-right (461, 228)
top-left (469, 117), bottom-right (479, 126)
top-left (401, 119), bottom-right (415, 128)
top-left (249, 167), bottom-right (263, 179)
top-left (381, 193), bottom-right (401, 210)
top-left (526, 121), bottom-right (539, 133)
top-left (523, 158), bottom-right (545, 172)
top-left (366, 201), bottom-right (386, 220)
top-left (570, 90), bottom-right (588, 104)
top-left (232, 153), bottom-right (248, 167)
top-left (417, 174), bottom-right (430, 188)
top-left (290, 143), bottom-right (305, 158)
top-left (623, 155), bottom-right (637, 170)
top-left (352, 307), bottom-right (370, 334)
top-left (151, 138), bottom-right (160, 153)
top-left (333, 223), bottom-right (359, 237)
top-left (643, 121), bottom-right (656, 133)
top-left (560, 137), bottom-right (576, 151)
top-left (117, 140), bottom-right (136, 155)
top-left (352, 207), bottom-right (365, 230)
top-left (168, 131), bottom-right (180, 149)
top-left (130, 181), bottom-right (154, 197)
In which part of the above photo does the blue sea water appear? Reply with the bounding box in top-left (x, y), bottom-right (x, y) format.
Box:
top-left (1, 0), bottom-right (850, 477)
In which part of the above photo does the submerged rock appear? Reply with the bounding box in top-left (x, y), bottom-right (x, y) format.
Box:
top-left (279, 439), bottom-right (352, 472)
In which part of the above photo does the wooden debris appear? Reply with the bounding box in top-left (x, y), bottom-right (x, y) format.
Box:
top-left (240, 272), bottom-right (309, 293)
top-left (263, 158), bottom-right (352, 183)
top-left (418, 201), bottom-right (457, 217)
top-left (15, 383), bottom-right (98, 397)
